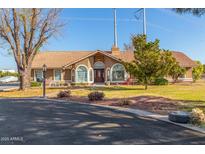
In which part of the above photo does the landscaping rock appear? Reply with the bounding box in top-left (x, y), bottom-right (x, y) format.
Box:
top-left (169, 111), bottom-right (190, 123)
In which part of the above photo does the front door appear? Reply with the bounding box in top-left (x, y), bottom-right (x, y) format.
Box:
top-left (94, 69), bottom-right (104, 83)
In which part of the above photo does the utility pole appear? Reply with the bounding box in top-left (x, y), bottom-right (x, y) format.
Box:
top-left (113, 8), bottom-right (118, 47)
top-left (135, 8), bottom-right (147, 36)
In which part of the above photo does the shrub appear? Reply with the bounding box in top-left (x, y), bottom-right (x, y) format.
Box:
top-left (88, 91), bottom-right (105, 101)
top-left (105, 81), bottom-right (111, 86)
top-left (190, 108), bottom-right (205, 125)
top-left (57, 90), bottom-right (71, 98)
top-left (74, 83), bottom-right (88, 86)
top-left (154, 78), bottom-right (168, 85)
top-left (118, 98), bottom-right (131, 106)
top-left (31, 81), bottom-right (42, 87)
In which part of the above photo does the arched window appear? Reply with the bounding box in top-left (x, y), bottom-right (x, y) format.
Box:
top-left (94, 61), bottom-right (105, 69)
top-left (111, 64), bottom-right (125, 81)
top-left (76, 66), bottom-right (87, 82)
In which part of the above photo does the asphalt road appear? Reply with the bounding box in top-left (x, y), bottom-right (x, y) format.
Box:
top-left (0, 98), bottom-right (205, 145)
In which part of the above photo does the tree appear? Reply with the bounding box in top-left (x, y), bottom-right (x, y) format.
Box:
top-left (192, 61), bottom-right (204, 82)
top-left (168, 62), bottom-right (186, 83)
top-left (203, 64), bottom-right (205, 74)
top-left (124, 34), bottom-right (176, 90)
top-left (0, 9), bottom-right (63, 90)
top-left (173, 9), bottom-right (205, 16)
top-left (0, 71), bottom-right (19, 78)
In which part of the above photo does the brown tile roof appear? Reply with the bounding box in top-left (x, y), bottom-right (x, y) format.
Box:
top-left (115, 51), bottom-right (196, 67)
top-left (171, 51), bottom-right (196, 67)
top-left (31, 51), bottom-right (94, 68)
top-left (31, 50), bottom-right (196, 69)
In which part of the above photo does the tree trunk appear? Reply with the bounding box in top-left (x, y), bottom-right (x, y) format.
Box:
top-left (144, 77), bottom-right (148, 90)
top-left (19, 68), bottom-right (31, 90)
top-left (145, 83), bottom-right (148, 90)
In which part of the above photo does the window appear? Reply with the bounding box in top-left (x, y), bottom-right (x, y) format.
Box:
top-left (94, 61), bottom-right (105, 69)
top-left (77, 66), bottom-right (87, 82)
top-left (35, 70), bottom-right (43, 82)
top-left (112, 64), bottom-right (125, 81)
top-left (89, 69), bottom-right (93, 82)
top-left (54, 69), bottom-right (61, 81)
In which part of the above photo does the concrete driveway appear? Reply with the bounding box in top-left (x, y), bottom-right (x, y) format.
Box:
top-left (0, 98), bottom-right (205, 145)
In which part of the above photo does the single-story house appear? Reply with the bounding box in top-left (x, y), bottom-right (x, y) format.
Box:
top-left (31, 46), bottom-right (196, 85)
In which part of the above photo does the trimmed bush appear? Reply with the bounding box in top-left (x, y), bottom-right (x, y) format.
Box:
top-left (154, 78), bottom-right (168, 85)
top-left (190, 108), bottom-right (205, 125)
top-left (31, 81), bottom-right (42, 87)
top-left (88, 91), bottom-right (105, 101)
top-left (105, 81), bottom-right (111, 86)
top-left (118, 98), bottom-right (131, 106)
top-left (57, 90), bottom-right (71, 98)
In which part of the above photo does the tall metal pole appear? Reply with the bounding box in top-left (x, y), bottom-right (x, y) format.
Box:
top-left (114, 8), bottom-right (118, 47)
top-left (143, 8), bottom-right (146, 36)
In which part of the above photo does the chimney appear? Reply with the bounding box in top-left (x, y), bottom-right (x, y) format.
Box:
top-left (111, 8), bottom-right (120, 56)
top-left (111, 46), bottom-right (120, 56)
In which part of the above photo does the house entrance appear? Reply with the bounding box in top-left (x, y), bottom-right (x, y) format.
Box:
top-left (93, 61), bottom-right (105, 83)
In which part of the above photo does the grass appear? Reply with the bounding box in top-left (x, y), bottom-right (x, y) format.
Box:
top-left (71, 82), bottom-right (205, 101)
top-left (70, 81), bottom-right (205, 112)
top-left (0, 88), bottom-right (62, 98)
top-left (1, 80), bottom-right (205, 111)
top-left (1, 81), bottom-right (205, 101)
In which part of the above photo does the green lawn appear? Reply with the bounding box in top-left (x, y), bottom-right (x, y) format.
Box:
top-left (1, 81), bottom-right (205, 107)
top-left (71, 82), bottom-right (205, 102)
top-left (1, 81), bottom-right (205, 101)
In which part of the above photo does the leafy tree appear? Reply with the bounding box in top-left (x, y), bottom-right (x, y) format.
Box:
top-left (192, 61), bottom-right (204, 82)
top-left (0, 71), bottom-right (19, 78)
top-left (203, 64), bottom-right (205, 74)
top-left (0, 9), bottom-right (63, 90)
top-left (173, 8), bottom-right (205, 16)
top-left (168, 62), bottom-right (186, 83)
top-left (124, 35), bottom-right (176, 90)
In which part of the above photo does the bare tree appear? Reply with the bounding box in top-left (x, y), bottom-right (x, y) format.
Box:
top-left (0, 9), bottom-right (63, 90)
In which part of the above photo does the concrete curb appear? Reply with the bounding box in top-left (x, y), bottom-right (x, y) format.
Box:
top-left (1, 97), bottom-right (205, 134)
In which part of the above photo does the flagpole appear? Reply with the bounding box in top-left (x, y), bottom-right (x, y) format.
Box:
top-left (143, 8), bottom-right (146, 36)
top-left (114, 8), bottom-right (118, 47)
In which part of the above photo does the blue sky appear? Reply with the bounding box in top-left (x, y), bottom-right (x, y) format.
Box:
top-left (1, 8), bottom-right (205, 70)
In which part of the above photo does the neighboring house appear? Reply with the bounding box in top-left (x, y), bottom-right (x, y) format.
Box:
top-left (31, 46), bottom-right (196, 85)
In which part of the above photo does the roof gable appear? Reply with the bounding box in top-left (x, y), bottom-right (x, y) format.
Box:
top-left (62, 50), bottom-right (121, 68)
